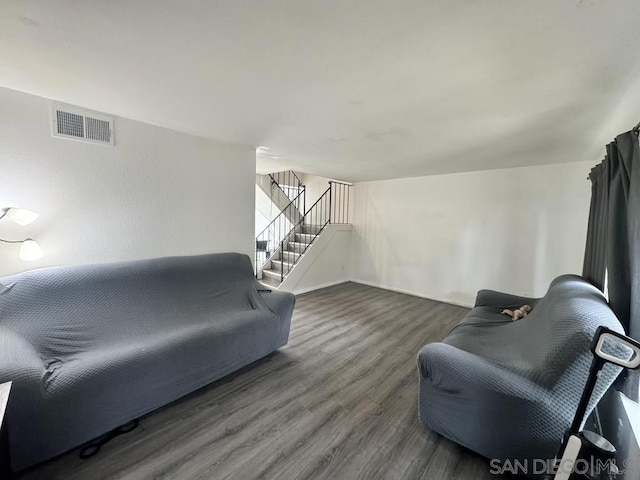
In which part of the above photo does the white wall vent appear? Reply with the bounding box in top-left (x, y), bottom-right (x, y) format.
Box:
top-left (51, 104), bottom-right (114, 146)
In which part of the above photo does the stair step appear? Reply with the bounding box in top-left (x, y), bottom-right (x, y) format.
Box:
top-left (280, 250), bottom-right (302, 261)
top-left (256, 222), bottom-right (326, 285)
top-left (258, 275), bottom-right (280, 288)
top-left (295, 233), bottom-right (315, 243)
top-left (270, 259), bottom-right (293, 272)
top-left (287, 241), bottom-right (310, 250)
top-left (300, 224), bottom-right (324, 235)
top-left (262, 269), bottom-right (284, 282)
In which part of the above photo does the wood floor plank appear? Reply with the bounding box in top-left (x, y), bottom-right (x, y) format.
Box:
top-left (19, 282), bottom-right (512, 480)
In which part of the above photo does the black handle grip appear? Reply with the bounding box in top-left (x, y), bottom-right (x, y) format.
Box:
top-left (590, 326), bottom-right (640, 370)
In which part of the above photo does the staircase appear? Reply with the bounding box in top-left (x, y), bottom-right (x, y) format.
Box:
top-left (260, 224), bottom-right (322, 287)
top-left (256, 177), bottom-right (352, 288)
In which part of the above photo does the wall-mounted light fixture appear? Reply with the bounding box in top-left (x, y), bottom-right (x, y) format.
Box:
top-left (0, 207), bottom-right (43, 261)
top-left (2, 207), bottom-right (39, 226)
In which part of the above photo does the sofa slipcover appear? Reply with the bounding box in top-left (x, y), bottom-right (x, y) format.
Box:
top-left (418, 275), bottom-right (626, 474)
top-left (0, 252), bottom-right (294, 471)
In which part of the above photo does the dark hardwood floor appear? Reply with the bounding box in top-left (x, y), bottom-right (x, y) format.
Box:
top-left (20, 282), bottom-right (511, 480)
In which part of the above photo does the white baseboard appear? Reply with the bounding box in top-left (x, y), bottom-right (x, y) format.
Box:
top-left (347, 278), bottom-right (473, 309)
top-left (291, 279), bottom-right (350, 296)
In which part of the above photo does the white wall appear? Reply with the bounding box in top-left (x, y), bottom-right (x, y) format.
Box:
top-left (350, 161), bottom-right (593, 307)
top-left (279, 224), bottom-right (352, 295)
top-left (255, 184), bottom-right (284, 235)
top-left (0, 87), bottom-right (255, 277)
top-left (298, 172), bottom-right (334, 210)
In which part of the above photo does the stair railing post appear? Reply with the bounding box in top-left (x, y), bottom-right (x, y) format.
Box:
top-left (280, 240), bottom-right (285, 282)
top-left (347, 184), bottom-right (350, 223)
top-left (328, 181), bottom-right (332, 224)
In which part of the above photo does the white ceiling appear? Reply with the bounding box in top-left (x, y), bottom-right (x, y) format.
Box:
top-left (1, 1), bottom-right (640, 182)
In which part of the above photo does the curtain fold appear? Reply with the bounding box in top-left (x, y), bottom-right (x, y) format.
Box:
top-left (583, 130), bottom-right (640, 400)
top-left (606, 138), bottom-right (632, 334)
top-left (583, 130), bottom-right (639, 339)
top-left (618, 132), bottom-right (640, 342)
top-left (582, 161), bottom-right (609, 291)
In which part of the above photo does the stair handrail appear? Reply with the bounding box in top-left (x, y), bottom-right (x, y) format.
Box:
top-left (278, 186), bottom-right (332, 280)
top-left (269, 170), bottom-right (304, 203)
top-left (290, 171), bottom-right (304, 189)
top-left (275, 170), bottom-right (303, 190)
top-left (259, 180), bottom-right (353, 283)
top-left (255, 186), bottom-right (306, 275)
top-left (268, 173), bottom-right (295, 203)
top-left (255, 187), bottom-right (305, 241)
top-left (303, 186), bottom-right (331, 217)
top-left (328, 180), bottom-right (353, 224)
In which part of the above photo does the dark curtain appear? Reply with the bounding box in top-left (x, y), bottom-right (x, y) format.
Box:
top-left (583, 129), bottom-right (640, 400)
top-left (583, 161), bottom-right (609, 291)
top-left (618, 133), bottom-right (640, 343)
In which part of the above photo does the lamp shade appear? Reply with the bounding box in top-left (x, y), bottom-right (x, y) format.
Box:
top-left (5, 208), bottom-right (39, 226)
top-left (19, 239), bottom-right (43, 261)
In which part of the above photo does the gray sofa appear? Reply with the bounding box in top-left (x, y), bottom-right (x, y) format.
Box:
top-left (418, 275), bottom-right (625, 472)
top-left (0, 253), bottom-right (294, 471)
